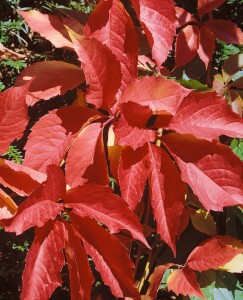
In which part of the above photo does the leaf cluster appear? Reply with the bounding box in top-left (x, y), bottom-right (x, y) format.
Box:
top-left (0, 0), bottom-right (243, 299)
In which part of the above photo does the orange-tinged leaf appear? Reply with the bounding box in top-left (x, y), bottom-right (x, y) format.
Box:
top-left (0, 158), bottom-right (46, 196)
top-left (0, 188), bottom-right (17, 215)
top-left (15, 61), bottom-right (85, 106)
top-left (189, 208), bottom-right (217, 236)
top-left (212, 74), bottom-right (226, 95)
top-left (218, 253), bottom-right (243, 273)
top-left (18, 10), bottom-right (84, 49)
top-left (21, 220), bottom-right (65, 300)
top-left (175, 25), bottom-right (199, 69)
top-left (131, 0), bottom-right (178, 67)
top-left (107, 125), bottom-right (121, 183)
top-left (114, 114), bottom-right (156, 150)
top-left (65, 122), bottom-right (109, 188)
top-left (72, 89), bottom-right (86, 107)
top-left (148, 144), bottom-right (187, 255)
top-left (120, 76), bottom-right (190, 115)
top-left (118, 144), bottom-right (149, 210)
top-left (222, 53), bottom-right (243, 83)
top-left (65, 183), bottom-right (149, 247)
top-left (167, 267), bottom-right (205, 298)
top-left (168, 91), bottom-right (243, 140)
top-left (205, 19), bottom-right (243, 44)
top-left (197, 26), bottom-right (215, 69)
top-left (84, 0), bottom-right (138, 96)
top-left (71, 215), bottom-right (140, 299)
top-left (67, 30), bottom-right (121, 109)
top-left (24, 106), bottom-right (100, 173)
top-left (2, 165), bottom-right (65, 235)
top-left (231, 94), bottom-right (243, 117)
top-left (0, 85), bottom-right (29, 154)
top-left (198, 0), bottom-right (226, 19)
top-left (162, 133), bottom-right (243, 211)
top-left (64, 221), bottom-right (94, 300)
top-left (185, 235), bottom-right (243, 271)
top-left (147, 264), bottom-right (173, 298)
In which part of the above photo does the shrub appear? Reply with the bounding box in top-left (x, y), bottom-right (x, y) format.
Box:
top-left (0, 0), bottom-right (243, 299)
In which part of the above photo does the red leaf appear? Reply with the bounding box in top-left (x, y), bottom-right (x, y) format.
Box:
top-left (177, 207), bottom-right (190, 237)
top-left (162, 133), bottom-right (243, 211)
top-left (131, 0), bottom-right (178, 67)
top-left (168, 91), bottom-right (243, 140)
top-left (2, 165), bottom-right (65, 234)
top-left (167, 267), bottom-right (205, 298)
top-left (24, 106), bottom-right (100, 173)
top-left (67, 30), bottom-right (121, 109)
top-left (198, 0), bottom-right (226, 19)
top-left (71, 215), bottom-right (140, 299)
top-left (148, 144), bottom-right (186, 255)
top-left (64, 221), bottom-right (94, 300)
top-left (15, 61), bottom-right (85, 106)
top-left (65, 122), bottom-right (109, 188)
top-left (185, 235), bottom-right (243, 271)
top-left (118, 144), bottom-right (149, 210)
top-left (120, 76), bottom-right (190, 115)
top-left (197, 26), bottom-right (215, 69)
top-left (120, 102), bottom-right (153, 128)
top-left (147, 264), bottom-right (173, 298)
top-left (21, 220), bottom-right (65, 300)
top-left (0, 207), bottom-right (13, 220)
top-left (114, 114), bottom-right (156, 150)
top-left (0, 85), bottom-right (29, 154)
top-left (39, 165), bottom-right (66, 201)
top-left (138, 55), bottom-right (157, 72)
top-left (0, 158), bottom-right (46, 196)
top-left (18, 10), bottom-right (84, 49)
top-left (205, 19), bottom-right (243, 44)
top-left (65, 183), bottom-right (149, 247)
top-left (84, 0), bottom-right (138, 96)
top-left (175, 25), bottom-right (199, 69)
top-left (153, 113), bottom-right (173, 128)
top-left (175, 7), bottom-right (197, 27)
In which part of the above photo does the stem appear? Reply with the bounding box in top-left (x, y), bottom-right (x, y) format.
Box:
top-left (143, 190), bottom-right (151, 225)
top-left (11, 31), bottom-right (28, 45)
top-left (134, 190), bottom-right (151, 288)
top-left (134, 245), bottom-right (143, 279)
top-left (206, 60), bottom-right (212, 87)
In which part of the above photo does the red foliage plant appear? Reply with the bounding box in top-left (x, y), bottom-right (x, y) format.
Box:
top-left (0, 0), bottom-right (243, 299)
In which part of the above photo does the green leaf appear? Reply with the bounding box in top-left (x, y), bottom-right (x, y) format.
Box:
top-left (0, 82), bottom-right (5, 92)
top-left (2, 145), bottom-right (23, 164)
top-left (3, 59), bottom-right (27, 71)
top-left (184, 270), bottom-right (243, 300)
top-left (158, 268), bottom-right (171, 291)
top-left (230, 138), bottom-right (243, 160)
top-left (177, 79), bottom-right (212, 92)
